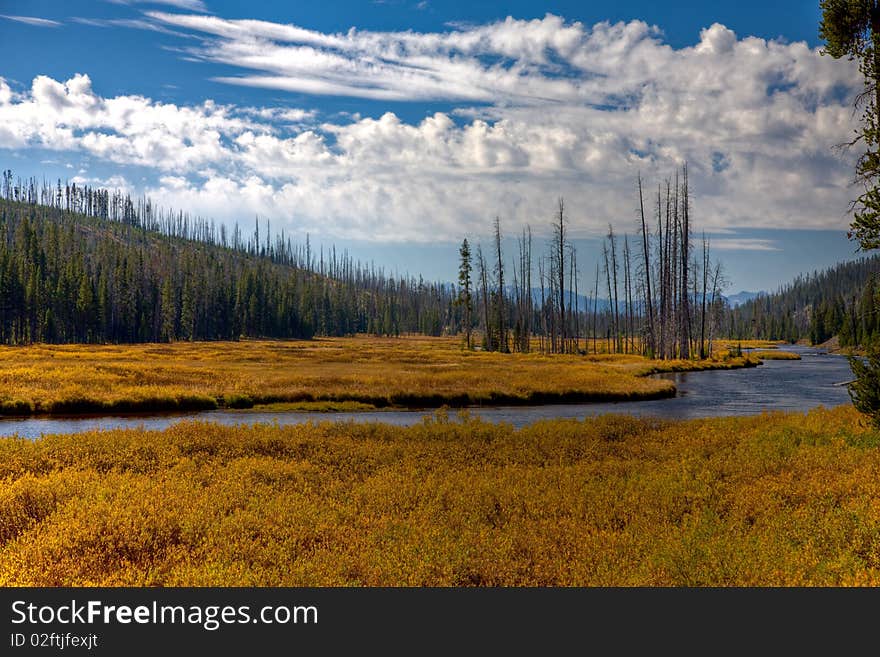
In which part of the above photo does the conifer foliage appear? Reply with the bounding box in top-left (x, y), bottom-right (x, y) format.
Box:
top-left (848, 346), bottom-right (880, 427)
top-left (0, 171), bottom-right (457, 344)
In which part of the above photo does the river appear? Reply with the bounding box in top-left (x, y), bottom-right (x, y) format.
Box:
top-left (0, 345), bottom-right (856, 439)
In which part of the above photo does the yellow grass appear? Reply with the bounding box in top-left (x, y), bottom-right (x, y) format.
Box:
top-left (721, 340), bottom-right (788, 349)
top-left (750, 350), bottom-right (802, 361)
top-left (0, 405), bottom-right (876, 586)
top-left (0, 336), bottom-right (760, 416)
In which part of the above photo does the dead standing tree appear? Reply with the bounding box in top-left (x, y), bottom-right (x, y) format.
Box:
top-left (555, 199), bottom-right (567, 353)
top-left (679, 164), bottom-right (691, 360)
top-left (638, 173), bottom-right (656, 357)
top-left (493, 216), bottom-right (509, 353)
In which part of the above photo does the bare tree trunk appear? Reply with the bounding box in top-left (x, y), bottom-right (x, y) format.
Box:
top-left (493, 217), bottom-right (508, 353)
top-left (538, 256), bottom-right (547, 354)
top-left (639, 173), bottom-right (656, 358)
top-left (603, 241), bottom-right (613, 354)
top-left (549, 255), bottom-right (557, 352)
top-left (635, 280), bottom-right (645, 355)
top-left (568, 246), bottom-right (574, 353)
top-left (664, 180), bottom-right (674, 359)
top-left (477, 245), bottom-right (492, 351)
top-left (555, 199), bottom-right (566, 353)
top-left (521, 226), bottom-right (532, 353)
top-left (700, 233), bottom-right (709, 359)
top-left (573, 247), bottom-right (580, 353)
top-left (679, 164), bottom-right (690, 360)
top-left (512, 257), bottom-right (521, 351)
top-left (670, 174), bottom-right (679, 358)
top-left (708, 261), bottom-right (723, 356)
top-left (624, 235), bottom-right (633, 354)
top-left (527, 227), bottom-right (532, 352)
top-left (593, 263), bottom-right (599, 355)
top-left (692, 254), bottom-right (699, 357)
top-left (608, 225), bottom-right (621, 354)
top-left (657, 184), bottom-right (667, 359)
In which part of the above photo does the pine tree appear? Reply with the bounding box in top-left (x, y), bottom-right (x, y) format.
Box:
top-left (848, 345), bottom-right (880, 427)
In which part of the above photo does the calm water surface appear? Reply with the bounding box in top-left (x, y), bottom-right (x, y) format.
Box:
top-left (0, 345), bottom-right (856, 439)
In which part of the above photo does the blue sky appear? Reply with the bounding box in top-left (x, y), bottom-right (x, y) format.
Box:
top-left (0, 0), bottom-right (864, 293)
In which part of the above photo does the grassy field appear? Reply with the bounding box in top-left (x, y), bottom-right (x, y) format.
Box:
top-left (722, 340), bottom-right (788, 349)
top-left (749, 350), bottom-right (802, 361)
top-left (0, 405), bottom-right (876, 586)
top-left (0, 336), bottom-right (760, 416)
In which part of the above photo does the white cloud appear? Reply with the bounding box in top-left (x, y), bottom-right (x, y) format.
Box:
top-left (240, 106), bottom-right (318, 123)
top-left (106, 0), bottom-right (208, 12)
top-left (70, 173), bottom-right (133, 192)
top-left (71, 17), bottom-right (195, 38)
top-left (0, 15), bottom-right (61, 28)
top-left (709, 239), bottom-right (782, 252)
top-left (149, 12), bottom-right (599, 103)
top-left (0, 14), bottom-right (864, 243)
top-left (0, 78), bottom-right (12, 105)
top-left (0, 73), bottom-right (265, 169)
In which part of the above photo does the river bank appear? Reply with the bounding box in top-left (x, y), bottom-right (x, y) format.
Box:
top-left (0, 344), bottom-right (853, 439)
top-left (0, 336), bottom-right (762, 417)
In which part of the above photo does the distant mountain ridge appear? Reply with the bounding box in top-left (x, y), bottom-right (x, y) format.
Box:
top-left (724, 290), bottom-right (763, 308)
top-left (526, 289), bottom-right (762, 314)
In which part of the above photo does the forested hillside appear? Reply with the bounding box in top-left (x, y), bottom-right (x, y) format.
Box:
top-left (725, 255), bottom-right (880, 346)
top-left (0, 166), bottom-right (729, 353)
top-left (0, 173), bottom-right (457, 344)
top-left (9, 168), bottom-right (870, 352)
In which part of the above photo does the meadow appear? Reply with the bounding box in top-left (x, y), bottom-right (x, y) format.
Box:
top-left (748, 350), bottom-right (802, 361)
top-left (0, 336), bottom-right (761, 416)
top-left (0, 405), bottom-right (877, 586)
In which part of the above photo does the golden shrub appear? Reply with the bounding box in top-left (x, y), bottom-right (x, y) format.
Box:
top-left (0, 405), bottom-right (878, 586)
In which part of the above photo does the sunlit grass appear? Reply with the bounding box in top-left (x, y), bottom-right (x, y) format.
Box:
top-left (249, 401), bottom-right (381, 412)
top-left (722, 340), bottom-right (787, 350)
top-left (751, 350), bottom-right (802, 361)
top-left (0, 336), bottom-right (759, 416)
top-left (0, 405), bottom-right (875, 586)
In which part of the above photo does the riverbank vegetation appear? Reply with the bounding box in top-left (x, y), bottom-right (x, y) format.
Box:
top-left (748, 350), bottom-right (801, 361)
top-left (722, 340), bottom-right (786, 350)
top-left (0, 405), bottom-right (876, 586)
top-left (0, 336), bottom-right (760, 416)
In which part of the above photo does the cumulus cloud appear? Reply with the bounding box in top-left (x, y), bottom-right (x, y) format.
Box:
top-left (0, 79), bottom-right (12, 105)
top-left (71, 173), bottom-right (133, 192)
top-left (0, 73), bottom-right (277, 169)
top-left (0, 14), bottom-right (863, 242)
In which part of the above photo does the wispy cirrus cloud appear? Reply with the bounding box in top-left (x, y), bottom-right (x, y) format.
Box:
top-left (0, 15), bottom-right (61, 28)
top-left (147, 12), bottom-right (601, 103)
top-left (106, 0), bottom-right (209, 12)
top-left (71, 17), bottom-right (195, 38)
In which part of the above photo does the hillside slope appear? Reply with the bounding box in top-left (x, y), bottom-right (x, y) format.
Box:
top-left (0, 192), bottom-right (456, 344)
top-left (724, 254), bottom-right (880, 345)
